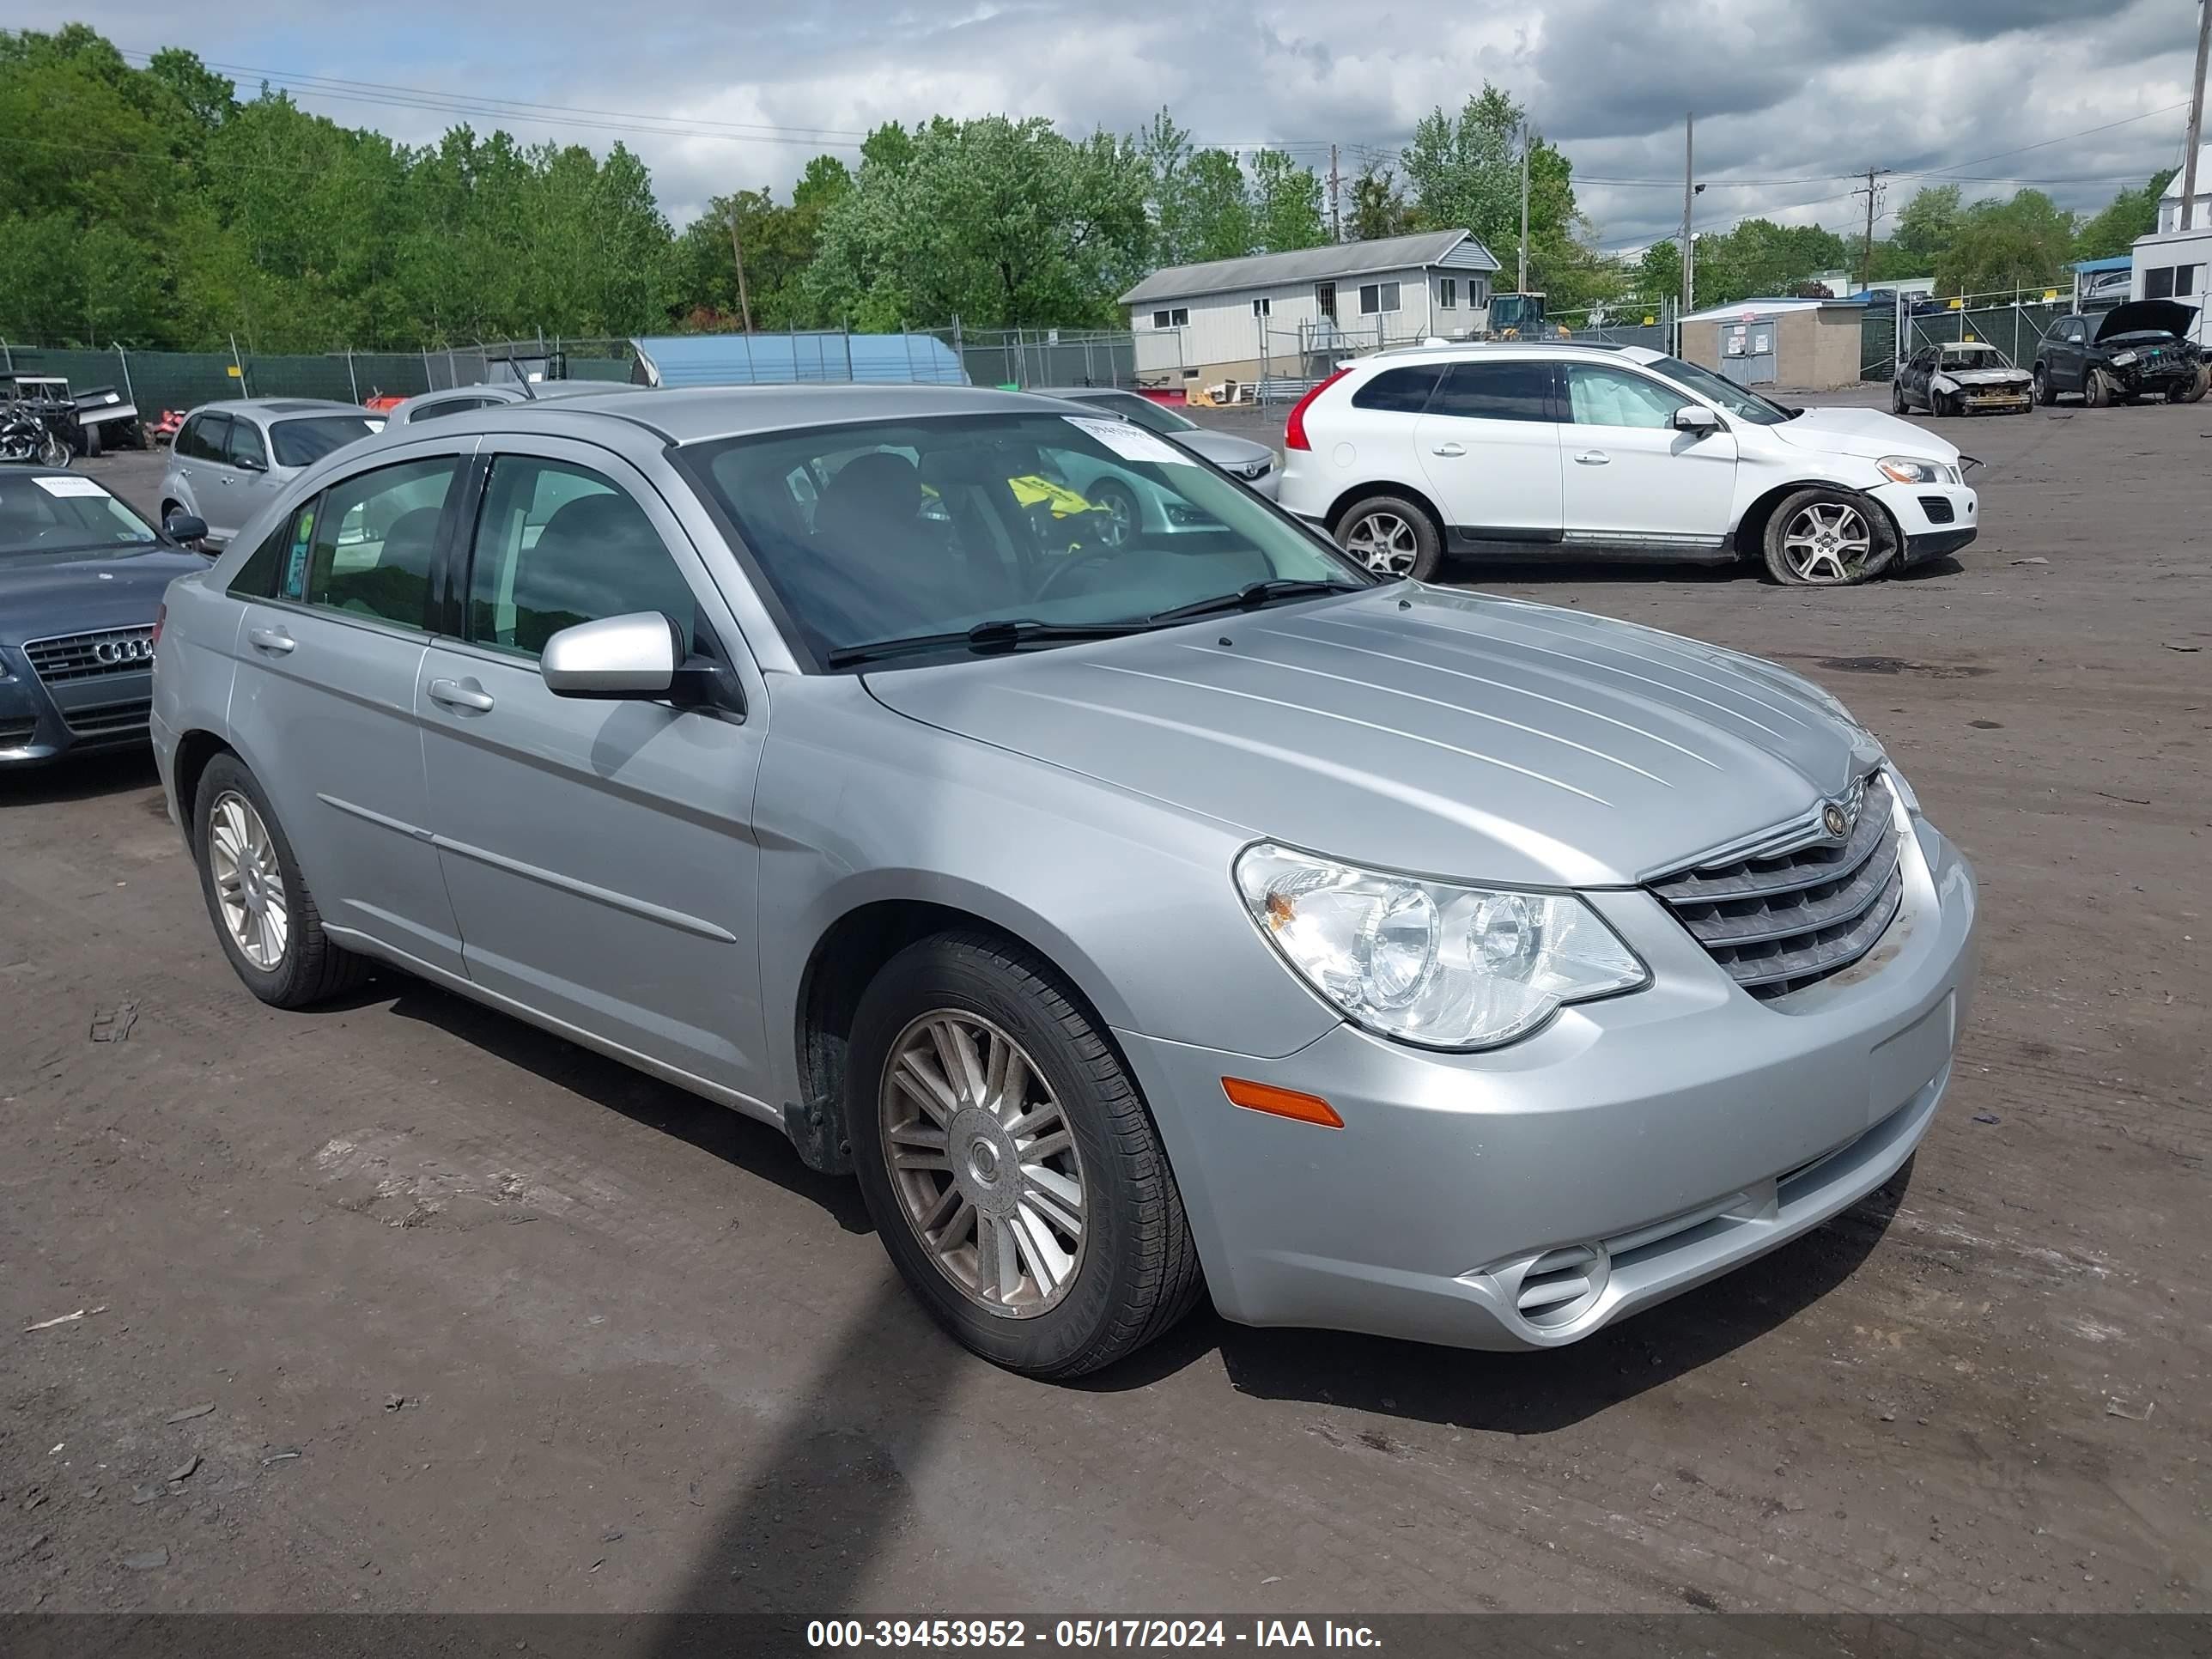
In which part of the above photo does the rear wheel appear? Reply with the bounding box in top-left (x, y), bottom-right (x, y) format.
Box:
top-left (1763, 488), bottom-right (1893, 586)
top-left (1334, 494), bottom-right (1442, 581)
top-left (849, 933), bottom-right (1203, 1378)
top-left (191, 754), bottom-right (369, 1008)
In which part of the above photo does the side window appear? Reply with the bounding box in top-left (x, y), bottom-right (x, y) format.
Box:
top-left (228, 510), bottom-right (296, 599)
top-left (1351, 364), bottom-right (1445, 413)
top-left (174, 416), bottom-right (205, 462)
top-left (191, 414), bottom-right (232, 464)
top-left (226, 419), bottom-right (267, 471)
top-left (1428, 361), bottom-right (1555, 422)
top-left (413, 397), bottom-right (491, 422)
top-left (466, 457), bottom-right (701, 659)
top-left (1565, 364), bottom-right (1690, 429)
top-left (301, 457), bottom-right (460, 629)
top-left (2145, 266), bottom-right (2177, 301)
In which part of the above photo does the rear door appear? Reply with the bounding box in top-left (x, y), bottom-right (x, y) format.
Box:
top-left (1558, 361), bottom-right (1738, 550)
top-left (225, 445), bottom-right (472, 975)
top-left (414, 437), bottom-right (771, 1099)
top-left (1414, 359), bottom-right (1565, 546)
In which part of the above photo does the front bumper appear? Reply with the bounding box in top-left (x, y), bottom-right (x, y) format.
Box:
top-left (1872, 479), bottom-right (1977, 566)
top-left (1117, 811), bottom-right (1978, 1351)
top-left (0, 647), bottom-right (155, 766)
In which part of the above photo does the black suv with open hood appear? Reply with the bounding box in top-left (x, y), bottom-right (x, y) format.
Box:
top-left (2033, 300), bottom-right (2208, 407)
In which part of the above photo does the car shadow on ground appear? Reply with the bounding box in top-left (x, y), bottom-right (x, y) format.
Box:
top-left (379, 977), bottom-right (876, 1234)
top-left (0, 750), bottom-right (161, 807)
top-left (1448, 556), bottom-right (1749, 586)
top-left (1085, 1160), bottom-right (1914, 1435)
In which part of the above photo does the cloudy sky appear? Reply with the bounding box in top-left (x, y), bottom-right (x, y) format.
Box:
top-left (63, 0), bottom-right (2212, 247)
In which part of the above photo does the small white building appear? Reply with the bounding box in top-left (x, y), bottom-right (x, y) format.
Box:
top-left (1118, 231), bottom-right (1500, 386)
top-left (2155, 145), bottom-right (2212, 235)
top-left (2130, 224), bottom-right (2212, 345)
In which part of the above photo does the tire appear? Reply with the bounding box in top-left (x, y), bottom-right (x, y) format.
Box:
top-left (1891, 380), bottom-right (1908, 415)
top-left (37, 430), bottom-right (68, 468)
top-left (2033, 364), bottom-right (2055, 406)
top-left (2169, 365), bottom-right (2209, 404)
top-left (82, 424), bottom-right (101, 459)
top-left (2085, 368), bottom-right (2116, 409)
top-left (849, 932), bottom-right (1203, 1379)
top-left (1087, 477), bottom-right (1140, 547)
top-left (191, 753), bottom-right (369, 1009)
top-left (1762, 487), bottom-right (1894, 586)
top-left (1333, 493), bottom-right (1442, 581)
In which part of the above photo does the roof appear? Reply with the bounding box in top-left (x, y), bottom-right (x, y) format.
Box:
top-left (2070, 254), bottom-right (2134, 273)
top-left (629, 332), bottom-right (967, 388)
top-left (1677, 297), bottom-right (1861, 323)
top-left (182, 398), bottom-right (371, 417)
top-left (425, 382), bottom-right (1069, 447)
top-left (1119, 231), bottom-right (1500, 307)
top-left (2160, 146), bottom-right (2211, 198)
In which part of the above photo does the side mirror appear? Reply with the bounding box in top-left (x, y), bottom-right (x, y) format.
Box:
top-left (234, 455), bottom-right (267, 473)
top-left (1672, 404), bottom-right (1722, 435)
top-left (540, 612), bottom-right (680, 699)
top-left (164, 512), bottom-right (210, 545)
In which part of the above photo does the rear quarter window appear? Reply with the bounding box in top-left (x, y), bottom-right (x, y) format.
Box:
top-left (1352, 365), bottom-right (1445, 413)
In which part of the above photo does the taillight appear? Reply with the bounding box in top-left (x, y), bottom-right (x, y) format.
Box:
top-left (151, 603), bottom-right (165, 650)
top-left (1284, 368), bottom-right (1350, 451)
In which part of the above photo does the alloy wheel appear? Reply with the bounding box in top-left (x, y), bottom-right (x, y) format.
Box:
top-left (878, 1010), bottom-right (1088, 1317)
top-left (1344, 510), bottom-right (1419, 576)
top-left (1779, 501), bottom-right (1873, 585)
top-left (207, 790), bottom-right (289, 969)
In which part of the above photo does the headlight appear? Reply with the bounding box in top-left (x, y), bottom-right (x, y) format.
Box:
top-left (2111, 349), bottom-right (2139, 368)
top-left (1877, 455), bottom-right (1948, 485)
top-left (1234, 844), bottom-right (1649, 1049)
top-left (1885, 762), bottom-right (1921, 817)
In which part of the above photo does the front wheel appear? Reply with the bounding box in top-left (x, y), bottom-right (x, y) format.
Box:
top-left (1085, 478), bottom-right (1139, 547)
top-left (1891, 380), bottom-right (1909, 414)
top-left (1763, 488), bottom-right (1893, 586)
top-left (1334, 494), bottom-right (1442, 581)
top-left (2033, 364), bottom-right (2055, 406)
top-left (2085, 368), bottom-right (2117, 409)
top-left (2170, 365), bottom-right (2209, 404)
top-left (849, 933), bottom-right (1203, 1378)
top-left (36, 430), bottom-right (68, 468)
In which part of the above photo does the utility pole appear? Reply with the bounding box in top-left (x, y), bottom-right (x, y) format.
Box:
top-left (1328, 143), bottom-right (1342, 241)
top-left (1680, 112), bottom-right (1695, 317)
top-left (1517, 126), bottom-right (1531, 293)
top-left (1852, 166), bottom-right (1891, 289)
top-left (728, 202), bottom-right (756, 333)
top-left (2183, 0), bottom-right (2210, 230)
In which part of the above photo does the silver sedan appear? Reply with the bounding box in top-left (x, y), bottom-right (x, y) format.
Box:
top-left (150, 385), bottom-right (1977, 1377)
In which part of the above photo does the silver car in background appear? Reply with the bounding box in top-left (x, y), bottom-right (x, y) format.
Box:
top-left (149, 385), bottom-right (1978, 1378)
top-left (1029, 386), bottom-right (1279, 498)
top-left (159, 398), bottom-right (386, 545)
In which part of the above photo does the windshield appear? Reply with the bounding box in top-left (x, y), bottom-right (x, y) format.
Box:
top-left (0, 475), bottom-right (157, 555)
top-left (1074, 391), bottom-right (1199, 434)
top-left (1940, 345), bottom-right (2008, 368)
top-left (1643, 355), bottom-right (1794, 424)
top-left (270, 415), bottom-right (383, 469)
top-left (688, 410), bottom-right (1366, 666)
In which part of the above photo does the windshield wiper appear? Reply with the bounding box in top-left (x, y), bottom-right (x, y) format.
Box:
top-left (827, 617), bottom-right (1147, 667)
top-left (1147, 578), bottom-right (1363, 624)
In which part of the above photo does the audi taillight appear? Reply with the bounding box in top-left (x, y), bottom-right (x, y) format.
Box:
top-left (1284, 368), bottom-right (1350, 451)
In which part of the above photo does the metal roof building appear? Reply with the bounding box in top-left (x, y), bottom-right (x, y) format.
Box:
top-left (1117, 232), bottom-right (1501, 387)
top-left (629, 332), bottom-right (967, 388)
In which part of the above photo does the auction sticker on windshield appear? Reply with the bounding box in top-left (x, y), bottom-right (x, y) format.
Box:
top-left (32, 475), bottom-right (111, 498)
top-left (1062, 414), bottom-right (1193, 465)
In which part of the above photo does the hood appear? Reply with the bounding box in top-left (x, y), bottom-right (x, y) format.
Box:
top-left (0, 545), bottom-right (209, 647)
top-left (1769, 404), bottom-right (1960, 463)
top-left (1170, 428), bottom-right (1276, 469)
top-left (1933, 364), bottom-right (2029, 387)
top-left (862, 586), bottom-right (1881, 889)
top-left (2096, 300), bottom-right (2197, 343)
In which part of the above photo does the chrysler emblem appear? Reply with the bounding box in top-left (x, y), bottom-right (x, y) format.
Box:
top-left (1820, 801), bottom-right (1851, 838)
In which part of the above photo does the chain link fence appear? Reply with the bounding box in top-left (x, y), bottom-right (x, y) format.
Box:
top-left (1858, 288), bottom-right (2072, 382)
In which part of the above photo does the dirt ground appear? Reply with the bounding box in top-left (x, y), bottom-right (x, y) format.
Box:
top-left (3, 392), bottom-right (2206, 1618)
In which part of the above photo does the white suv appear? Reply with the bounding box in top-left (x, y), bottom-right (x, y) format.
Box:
top-left (1275, 343), bottom-right (1977, 586)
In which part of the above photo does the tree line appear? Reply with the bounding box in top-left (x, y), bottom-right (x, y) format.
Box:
top-left (0, 24), bottom-right (2179, 352)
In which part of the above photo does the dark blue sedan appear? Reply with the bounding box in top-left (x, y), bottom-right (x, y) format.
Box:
top-left (0, 468), bottom-right (210, 766)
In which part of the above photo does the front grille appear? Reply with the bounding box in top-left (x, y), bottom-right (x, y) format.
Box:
top-left (1919, 495), bottom-right (1955, 525)
top-left (1649, 774), bottom-right (1904, 1000)
top-left (60, 697), bottom-right (151, 739)
top-left (24, 626), bottom-right (156, 683)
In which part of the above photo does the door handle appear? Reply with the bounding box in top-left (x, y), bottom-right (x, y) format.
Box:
top-left (1575, 450), bottom-right (1611, 465)
top-left (246, 626), bottom-right (295, 654)
top-left (428, 677), bottom-right (495, 714)
top-left (1430, 441), bottom-right (1466, 457)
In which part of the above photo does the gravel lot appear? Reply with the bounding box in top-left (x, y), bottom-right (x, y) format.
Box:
top-left (3, 394), bottom-right (2206, 1616)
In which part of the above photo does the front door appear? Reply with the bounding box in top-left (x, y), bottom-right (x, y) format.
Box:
top-left (225, 448), bottom-right (471, 975)
top-left (1557, 362), bottom-right (1739, 550)
top-left (180, 413), bottom-right (248, 542)
top-left (1414, 358), bottom-right (1564, 546)
top-left (2045, 317), bottom-right (2088, 391)
top-left (414, 440), bottom-right (770, 1101)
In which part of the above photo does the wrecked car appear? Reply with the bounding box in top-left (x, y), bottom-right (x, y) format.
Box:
top-left (1893, 341), bottom-right (2032, 416)
top-left (2033, 301), bottom-right (2209, 407)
